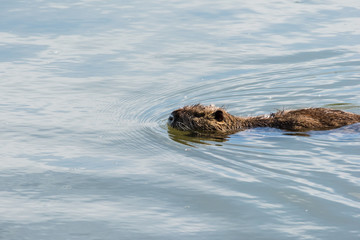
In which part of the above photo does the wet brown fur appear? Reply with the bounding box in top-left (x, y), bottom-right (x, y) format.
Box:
top-left (168, 104), bottom-right (360, 134)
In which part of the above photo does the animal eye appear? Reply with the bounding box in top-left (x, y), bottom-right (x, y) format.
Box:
top-left (214, 110), bottom-right (224, 122)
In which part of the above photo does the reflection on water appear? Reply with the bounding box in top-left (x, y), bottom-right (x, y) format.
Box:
top-left (167, 127), bottom-right (229, 146)
top-left (1, 0), bottom-right (360, 239)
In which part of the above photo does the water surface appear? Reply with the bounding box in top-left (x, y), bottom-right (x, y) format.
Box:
top-left (1, 0), bottom-right (360, 239)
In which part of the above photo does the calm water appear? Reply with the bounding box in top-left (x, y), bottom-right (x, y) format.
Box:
top-left (1, 0), bottom-right (360, 239)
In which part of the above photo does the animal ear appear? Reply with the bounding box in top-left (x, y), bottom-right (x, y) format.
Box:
top-left (214, 110), bottom-right (224, 122)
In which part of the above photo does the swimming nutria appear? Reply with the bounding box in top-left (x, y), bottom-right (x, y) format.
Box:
top-left (168, 104), bottom-right (360, 134)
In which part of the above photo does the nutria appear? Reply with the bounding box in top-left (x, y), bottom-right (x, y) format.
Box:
top-left (168, 104), bottom-right (360, 135)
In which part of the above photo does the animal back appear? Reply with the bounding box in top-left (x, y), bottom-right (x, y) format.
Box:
top-left (271, 108), bottom-right (360, 131)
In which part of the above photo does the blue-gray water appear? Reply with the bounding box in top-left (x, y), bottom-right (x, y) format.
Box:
top-left (1, 1), bottom-right (360, 239)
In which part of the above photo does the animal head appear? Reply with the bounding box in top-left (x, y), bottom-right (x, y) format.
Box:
top-left (168, 104), bottom-right (238, 133)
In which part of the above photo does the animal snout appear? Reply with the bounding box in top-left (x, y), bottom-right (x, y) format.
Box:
top-left (168, 114), bottom-right (174, 123)
top-left (168, 111), bottom-right (179, 125)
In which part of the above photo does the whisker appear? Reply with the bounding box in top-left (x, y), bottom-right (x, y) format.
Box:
top-left (177, 122), bottom-right (190, 131)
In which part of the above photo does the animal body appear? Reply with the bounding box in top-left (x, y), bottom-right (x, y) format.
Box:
top-left (168, 104), bottom-right (360, 135)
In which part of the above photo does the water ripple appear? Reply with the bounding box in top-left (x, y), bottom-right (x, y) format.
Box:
top-left (2, 0), bottom-right (360, 239)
